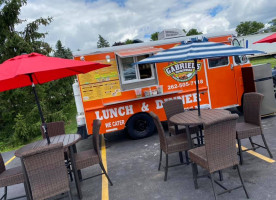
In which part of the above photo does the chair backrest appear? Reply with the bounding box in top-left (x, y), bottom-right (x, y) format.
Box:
top-left (204, 114), bottom-right (239, 173)
top-left (149, 112), bottom-right (167, 151)
top-left (92, 119), bottom-right (101, 155)
top-left (21, 143), bottom-right (69, 200)
top-left (163, 99), bottom-right (184, 126)
top-left (0, 153), bottom-right (5, 174)
top-left (243, 92), bottom-right (264, 126)
top-left (40, 121), bottom-right (65, 138)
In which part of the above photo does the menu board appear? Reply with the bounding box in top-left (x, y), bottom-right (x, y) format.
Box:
top-left (78, 59), bottom-right (121, 102)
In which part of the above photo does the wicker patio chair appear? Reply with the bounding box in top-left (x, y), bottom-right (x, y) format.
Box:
top-left (236, 92), bottom-right (273, 165)
top-left (0, 153), bottom-right (28, 200)
top-left (21, 143), bottom-right (72, 200)
top-left (73, 119), bottom-right (113, 187)
top-left (149, 111), bottom-right (190, 181)
top-left (40, 121), bottom-right (65, 138)
top-left (163, 99), bottom-right (200, 137)
top-left (189, 114), bottom-right (249, 200)
top-left (40, 121), bottom-right (73, 180)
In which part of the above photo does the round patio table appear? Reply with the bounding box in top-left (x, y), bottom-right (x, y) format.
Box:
top-left (169, 109), bottom-right (232, 148)
top-left (15, 134), bottom-right (83, 199)
top-left (15, 134), bottom-right (81, 157)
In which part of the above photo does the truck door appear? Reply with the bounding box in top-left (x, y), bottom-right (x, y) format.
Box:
top-left (205, 56), bottom-right (239, 108)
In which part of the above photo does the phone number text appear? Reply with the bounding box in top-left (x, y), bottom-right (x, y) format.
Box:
top-left (168, 80), bottom-right (204, 90)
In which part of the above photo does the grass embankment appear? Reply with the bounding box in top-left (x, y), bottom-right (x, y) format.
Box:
top-left (250, 55), bottom-right (276, 68)
top-left (65, 103), bottom-right (77, 134)
top-left (1, 103), bottom-right (77, 153)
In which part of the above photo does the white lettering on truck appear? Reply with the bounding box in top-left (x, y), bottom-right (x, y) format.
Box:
top-left (155, 93), bottom-right (200, 109)
top-left (95, 105), bottom-right (134, 120)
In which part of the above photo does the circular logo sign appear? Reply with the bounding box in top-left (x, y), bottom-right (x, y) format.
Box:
top-left (164, 61), bottom-right (201, 82)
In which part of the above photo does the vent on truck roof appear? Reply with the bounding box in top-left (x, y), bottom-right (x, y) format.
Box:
top-left (158, 29), bottom-right (186, 40)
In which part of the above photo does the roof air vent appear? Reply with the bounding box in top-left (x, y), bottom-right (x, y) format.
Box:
top-left (158, 29), bottom-right (186, 40)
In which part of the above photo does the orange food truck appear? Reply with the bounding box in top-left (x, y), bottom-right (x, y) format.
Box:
top-left (73, 31), bottom-right (252, 139)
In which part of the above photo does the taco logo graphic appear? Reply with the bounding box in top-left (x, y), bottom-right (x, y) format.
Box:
top-left (164, 61), bottom-right (201, 82)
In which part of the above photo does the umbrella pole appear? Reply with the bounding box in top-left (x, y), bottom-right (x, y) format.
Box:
top-left (28, 74), bottom-right (50, 144)
top-left (194, 59), bottom-right (201, 116)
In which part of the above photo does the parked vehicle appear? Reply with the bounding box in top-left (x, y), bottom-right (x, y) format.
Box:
top-left (73, 31), bottom-right (256, 139)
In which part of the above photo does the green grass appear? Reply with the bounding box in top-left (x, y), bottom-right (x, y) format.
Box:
top-left (0, 135), bottom-right (43, 153)
top-left (65, 103), bottom-right (78, 134)
top-left (250, 55), bottom-right (276, 68)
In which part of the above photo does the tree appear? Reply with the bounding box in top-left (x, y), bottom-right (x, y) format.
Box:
top-left (236, 21), bottom-right (264, 36)
top-left (0, 0), bottom-right (52, 63)
top-left (97, 35), bottom-right (110, 48)
top-left (112, 41), bottom-right (125, 46)
top-left (50, 40), bottom-right (74, 109)
top-left (125, 39), bottom-right (133, 44)
top-left (150, 32), bottom-right (158, 41)
top-left (54, 40), bottom-right (73, 59)
top-left (186, 28), bottom-right (203, 36)
top-left (269, 18), bottom-right (276, 26)
top-left (268, 18), bottom-right (276, 32)
top-left (0, 0), bottom-right (57, 148)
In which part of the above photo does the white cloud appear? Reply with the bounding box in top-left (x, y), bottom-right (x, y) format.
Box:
top-left (18, 0), bottom-right (276, 52)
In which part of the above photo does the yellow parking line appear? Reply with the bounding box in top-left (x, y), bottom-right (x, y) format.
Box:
top-left (236, 144), bottom-right (275, 163)
top-left (4, 156), bottom-right (16, 166)
top-left (101, 136), bottom-right (109, 200)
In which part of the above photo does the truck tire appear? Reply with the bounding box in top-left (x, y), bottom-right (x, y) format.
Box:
top-left (126, 113), bottom-right (155, 139)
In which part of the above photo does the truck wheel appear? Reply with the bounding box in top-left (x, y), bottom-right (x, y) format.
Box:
top-left (126, 113), bottom-right (155, 139)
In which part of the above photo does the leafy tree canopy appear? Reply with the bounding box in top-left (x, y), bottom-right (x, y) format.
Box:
top-left (236, 21), bottom-right (264, 36)
top-left (97, 34), bottom-right (110, 48)
top-left (268, 18), bottom-right (276, 32)
top-left (125, 39), bottom-right (133, 44)
top-left (186, 28), bottom-right (203, 36)
top-left (269, 18), bottom-right (276, 26)
top-left (0, 0), bottom-right (52, 63)
top-left (54, 40), bottom-right (73, 59)
top-left (112, 41), bottom-right (125, 46)
top-left (150, 32), bottom-right (158, 41)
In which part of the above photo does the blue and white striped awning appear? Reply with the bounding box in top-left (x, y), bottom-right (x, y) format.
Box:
top-left (135, 41), bottom-right (265, 65)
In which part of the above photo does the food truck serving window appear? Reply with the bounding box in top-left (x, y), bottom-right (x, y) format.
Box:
top-left (208, 56), bottom-right (229, 68)
top-left (118, 54), bottom-right (158, 91)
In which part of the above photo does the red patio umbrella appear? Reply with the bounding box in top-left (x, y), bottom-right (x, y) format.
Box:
top-left (253, 33), bottom-right (276, 44)
top-left (0, 53), bottom-right (110, 144)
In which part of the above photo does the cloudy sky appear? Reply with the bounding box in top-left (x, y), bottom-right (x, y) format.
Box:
top-left (18, 0), bottom-right (276, 52)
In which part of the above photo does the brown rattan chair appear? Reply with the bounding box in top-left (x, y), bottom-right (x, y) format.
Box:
top-left (163, 99), bottom-right (199, 137)
top-left (189, 114), bottom-right (249, 200)
top-left (0, 153), bottom-right (28, 200)
top-left (21, 143), bottom-right (72, 200)
top-left (73, 119), bottom-right (113, 189)
top-left (149, 111), bottom-right (190, 181)
top-left (236, 92), bottom-right (273, 165)
top-left (40, 121), bottom-right (65, 138)
top-left (40, 121), bottom-right (73, 180)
